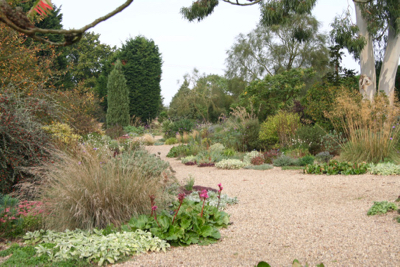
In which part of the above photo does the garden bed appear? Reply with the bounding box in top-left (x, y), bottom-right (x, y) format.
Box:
top-left (113, 144), bottom-right (400, 266)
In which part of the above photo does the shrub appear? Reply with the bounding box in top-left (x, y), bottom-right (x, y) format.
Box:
top-left (294, 125), bottom-right (325, 154)
top-left (367, 201), bottom-right (397, 215)
top-left (105, 124), bottom-right (125, 139)
top-left (368, 162), bottom-right (400, 175)
top-left (263, 149), bottom-right (280, 164)
top-left (165, 137), bottom-right (178, 145)
top-left (273, 155), bottom-right (299, 167)
top-left (243, 151), bottom-right (263, 165)
top-left (142, 133), bottom-right (156, 145)
top-left (38, 143), bottom-right (176, 230)
top-left (163, 119), bottom-right (194, 138)
top-left (123, 125), bottom-right (145, 135)
top-left (328, 91), bottom-right (400, 163)
top-left (215, 159), bottom-right (247, 169)
top-left (251, 156), bottom-right (265, 165)
top-left (0, 94), bottom-right (53, 194)
top-left (209, 143), bottom-right (225, 153)
top-left (259, 111), bottom-right (301, 148)
top-left (315, 151), bottom-right (333, 163)
top-left (243, 164), bottom-right (273, 170)
top-left (181, 155), bottom-right (197, 164)
top-left (320, 130), bottom-right (347, 155)
top-left (244, 119), bottom-right (261, 150)
top-left (42, 122), bottom-right (81, 149)
top-left (297, 155), bottom-right (315, 166)
top-left (166, 144), bottom-right (200, 158)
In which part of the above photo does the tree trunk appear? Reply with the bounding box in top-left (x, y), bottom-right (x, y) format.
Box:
top-left (355, 2), bottom-right (376, 101)
top-left (378, 15), bottom-right (400, 103)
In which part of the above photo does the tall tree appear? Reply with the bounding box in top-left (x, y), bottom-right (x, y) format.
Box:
top-left (330, 1), bottom-right (400, 101)
top-left (106, 59), bottom-right (130, 128)
top-left (119, 36), bottom-right (162, 122)
top-left (225, 14), bottom-right (329, 82)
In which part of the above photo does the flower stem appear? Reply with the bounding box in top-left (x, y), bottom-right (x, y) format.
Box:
top-left (172, 202), bottom-right (182, 225)
top-left (200, 199), bottom-right (205, 218)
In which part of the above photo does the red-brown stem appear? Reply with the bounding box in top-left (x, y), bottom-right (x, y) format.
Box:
top-left (217, 191), bottom-right (221, 210)
top-left (200, 199), bottom-right (206, 218)
top-left (172, 202), bottom-right (182, 225)
top-left (154, 211), bottom-right (161, 228)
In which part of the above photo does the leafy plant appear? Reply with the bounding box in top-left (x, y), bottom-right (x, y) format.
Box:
top-left (263, 149), bottom-right (280, 164)
top-left (126, 198), bottom-right (230, 246)
top-left (123, 125), bottom-right (145, 135)
top-left (215, 159), bottom-right (247, 169)
top-left (320, 130), bottom-right (347, 155)
top-left (223, 148), bottom-right (236, 156)
top-left (367, 201), bottom-right (397, 215)
top-left (368, 162), bottom-right (400, 175)
top-left (294, 125), bottom-right (325, 154)
top-left (304, 160), bottom-right (368, 175)
top-left (181, 155), bottom-right (197, 164)
top-left (184, 190), bottom-right (238, 209)
top-left (297, 155), bottom-right (315, 166)
top-left (166, 144), bottom-right (201, 158)
top-left (209, 143), bottom-right (225, 153)
top-left (23, 228), bottom-right (169, 266)
top-left (251, 156), bottom-right (265, 165)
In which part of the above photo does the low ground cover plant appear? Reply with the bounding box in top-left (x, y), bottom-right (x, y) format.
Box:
top-left (215, 159), bottom-right (247, 169)
top-left (368, 162), bottom-right (400, 175)
top-left (243, 164), bottom-right (274, 170)
top-left (304, 160), bottom-right (368, 175)
top-left (367, 201), bottom-right (397, 216)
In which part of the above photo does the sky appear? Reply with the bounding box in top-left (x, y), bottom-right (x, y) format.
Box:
top-left (52, 0), bottom-right (358, 106)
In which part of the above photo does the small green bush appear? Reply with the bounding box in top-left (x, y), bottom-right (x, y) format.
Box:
top-left (368, 162), bottom-right (400, 175)
top-left (320, 130), bottom-right (347, 155)
top-left (163, 119), bottom-right (194, 138)
top-left (166, 144), bottom-right (200, 158)
top-left (298, 155), bottom-right (315, 166)
top-left (244, 119), bottom-right (261, 150)
top-left (243, 151), bottom-right (263, 165)
top-left (165, 137), bottom-right (178, 145)
top-left (215, 159), bottom-right (247, 169)
top-left (367, 201), bottom-right (397, 215)
top-left (273, 155), bottom-right (299, 167)
top-left (315, 151), bottom-right (333, 163)
top-left (209, 143), bottom-right (225, 153)
top-left (223, 148), bottom-right (236, 156)
top-left (243, 164), bottom-right (273, 170)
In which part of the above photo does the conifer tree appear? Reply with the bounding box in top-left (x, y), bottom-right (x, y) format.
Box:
top-left (106, 59), bottom-right (130, 128)
top-left (119, 36), bottom-right (162, 122)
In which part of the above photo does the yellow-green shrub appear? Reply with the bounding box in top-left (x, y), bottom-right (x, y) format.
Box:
top-left (42, 122), bottom-right (81, 147)
top-left (259, 111), bottom-right (301, 148)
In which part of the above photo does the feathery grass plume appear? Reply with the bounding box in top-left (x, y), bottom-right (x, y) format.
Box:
top-left (38, 143), bottom-right (175, 230)
top-left (142, 133), bottom-right (155, 145)
top-left (327, 89), bottom-right (400, 163)
top-left (176, 132), bottom-right (182, 143)
top-left (182, 132), bottom-right (190, 143)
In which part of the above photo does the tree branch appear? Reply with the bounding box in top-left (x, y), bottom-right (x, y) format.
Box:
top-left (222, 0), bottom-right (262, 6)
top-left (0, 0), bottom-right (134, 46)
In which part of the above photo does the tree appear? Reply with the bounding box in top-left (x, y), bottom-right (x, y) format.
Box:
top-left (119, 36), bottom-right (162, 122)
top-left (63, 32), bottom-right (116, 89)
top-left (106, 59), bottom-right (130, 128)
top-left (169, 70), bottom-right (232, 122)
top-left (330, 1), bottom-right (400, 101)
top-left (225, 14), bottom-right (329, 82)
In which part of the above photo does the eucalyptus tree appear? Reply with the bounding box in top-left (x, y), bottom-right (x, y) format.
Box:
top-left (330, 0), bottom-right (400, 101)
top-left (225, 14), bottom-right (329, 82)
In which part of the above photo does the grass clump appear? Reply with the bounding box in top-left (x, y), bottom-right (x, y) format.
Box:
top-left (328, 90), bottom-right (400, 164)
top-left (367, 201), bottom-right (397, 216)
top-left (38, 143), bottom-right (176, 231)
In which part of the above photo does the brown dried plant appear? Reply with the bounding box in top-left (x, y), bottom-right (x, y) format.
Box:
top-left (327, 88), bottom-right (400, 163)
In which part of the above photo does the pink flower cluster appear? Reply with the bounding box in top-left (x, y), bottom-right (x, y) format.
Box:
top-left (199, 190), bottom-right (209, 200)
top-left (0, 200), bottom-right (44, 224)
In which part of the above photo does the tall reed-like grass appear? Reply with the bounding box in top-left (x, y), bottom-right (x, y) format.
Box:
top-left (327, 89), bottom-right (400, 163)
top-left (39, 143), bottom-right (176, 231)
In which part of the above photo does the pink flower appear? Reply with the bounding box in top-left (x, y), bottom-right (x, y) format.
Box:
top-left (152, 206), bottom-right (158, 211)
top-left (218, 183), bottom-right (223, 191)
top-left (199, 189), bottom-right (209, 199)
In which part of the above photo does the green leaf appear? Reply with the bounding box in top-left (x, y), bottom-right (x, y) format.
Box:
top-left (256, 261), bottom-right (272, 267)
top-left (199, 225), bottom-right (213, 237)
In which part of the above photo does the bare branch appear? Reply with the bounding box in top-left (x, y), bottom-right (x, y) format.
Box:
top-left (0, 0), bottom-right (134, 46)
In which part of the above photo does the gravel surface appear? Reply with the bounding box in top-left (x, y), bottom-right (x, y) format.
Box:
top-left (114, 144), bottom-right (400, 267)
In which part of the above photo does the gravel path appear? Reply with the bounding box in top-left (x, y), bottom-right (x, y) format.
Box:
top-left (114, 144), bottom-right (400, 267)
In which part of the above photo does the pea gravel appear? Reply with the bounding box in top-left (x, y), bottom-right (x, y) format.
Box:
top-left (113, 144), bottom-right (400, 267)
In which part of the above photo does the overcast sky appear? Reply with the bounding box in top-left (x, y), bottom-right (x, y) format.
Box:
top-left (52, 0), bottom-right (358, 105)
